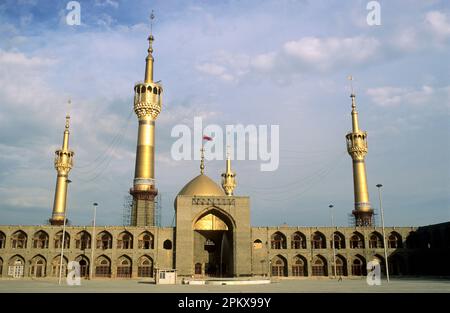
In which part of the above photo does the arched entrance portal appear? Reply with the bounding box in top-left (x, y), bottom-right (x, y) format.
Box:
top-left (193, 208), bottom-right (234, 277)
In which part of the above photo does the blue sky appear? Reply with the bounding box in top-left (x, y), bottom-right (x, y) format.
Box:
top-left (0, 0), bottom-right (449, 227)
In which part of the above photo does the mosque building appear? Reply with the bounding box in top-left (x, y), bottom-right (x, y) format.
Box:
top-left (0, 30), bottom-right (449, 280)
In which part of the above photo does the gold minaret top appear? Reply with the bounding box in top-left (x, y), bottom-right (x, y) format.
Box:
top-left (49, 112), bottom-right (74, 225)
top-left (345, 82), bottom-right (373, 227)
top-left (221, 151), bottom-right (237, 196)
top-left (130, 12), bottom-right (163, 226)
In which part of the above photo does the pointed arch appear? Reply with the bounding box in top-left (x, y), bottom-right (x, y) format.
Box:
top-left (388, 231), bottom-right (402, 248)
top-left (0, 257), bottom-right (3, 276)
top-left (271, 231), bottom-right (287, 249)
top-left (54, 231), bottom-right (70, 249)
top-left (253, 239), bottom-right (263, 249)
top-left (369, 232), bottom-right (384, 248)
top-left (32, 230), bottom-right (49, 249)
top-left (311, 231), bottom-right (326, 249)
top-left (96, 231), bottom-right (112, 250)
top-left (312, 255), bottom-right (328, 276)
top-left (192, 206), bottom-right (236, 230)
top-left (8, 255), bottom-right (25, 278)
top-left (30, 254), bottom-right (47, 277)
top-left (51, 255), bottom-right (68, 276)
top-left (117, 231), bottom-right (133, 249)
top-left (138, 231), bottom-right (154, 249)
top-left (350, 231), bottom-right (365, 249)
top-left (0, 231), bottom-right (5, 249)
top-left (292, 254), bottom-right (308, 276)
top-left (332, 231), bottom-right (346, 249)
top-left (11, 230), bottom-right (27, 249)
top-left (95, 255), bottom-right (111, 278)
top-left (351, 254), bottom-right (367, 276)
top-left (117, 255), bottom-right (132, 278)
top-left (335, 254), bottom-right (348, 276)
top-left (138, 255), bottom-right (153, 277)
top-left (75, 255), bottom-right (90, 278)
top-left (75, 231), bottom-right (91, 250)
top-left (271, 255), bottom-right (287, 277)
top-left (291, 231), bottom-right (306, 249)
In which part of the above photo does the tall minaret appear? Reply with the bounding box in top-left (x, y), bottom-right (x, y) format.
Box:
top-left (346, 87), bottom-right (373, 226)
top-left (221, 151), bottom-right (236, 196)
top-left (49, 114), bottom-right (74, 225)
top-left (130, 12), bottom-right (163, 226)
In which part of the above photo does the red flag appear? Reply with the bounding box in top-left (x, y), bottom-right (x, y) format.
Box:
top-left (202, 135), bottom-right (213, 141)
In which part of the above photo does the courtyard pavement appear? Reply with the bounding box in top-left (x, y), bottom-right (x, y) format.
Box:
top-left (0, 277), bottom-right (449, 293)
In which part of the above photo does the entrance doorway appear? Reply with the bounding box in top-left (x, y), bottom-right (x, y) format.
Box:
top-left (193, 209), bottom-right (234, 277)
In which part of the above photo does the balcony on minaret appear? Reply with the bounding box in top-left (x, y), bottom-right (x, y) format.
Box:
top-left (133, 82), bottom-right (163, 120)
top-left (54, 149), bottom-right (74, 172)
top-left (346, 131), bottom-right (368, 159)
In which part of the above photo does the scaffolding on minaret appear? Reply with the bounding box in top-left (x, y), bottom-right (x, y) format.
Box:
top-left (122, 194), bottom-right (133, 226)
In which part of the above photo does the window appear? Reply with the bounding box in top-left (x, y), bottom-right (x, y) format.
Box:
top-left (369, 233), bottom-right (384, 248)
top-left (350, 233), bottom-right (365, 249)
top-left (95, 257), bottom-right (111, 277)
top-left (291, 232), bottom-right (306, 249)
top-left (292, 256), bottom-right (307, 276)
top-left (97, 232), bottom-right (112, 250)
top-left (11, 231), bottom-right (27, 249)
top-left (117, 232), bottom-right (133, 249)
top-left (163, 240), bottom-right (172, 250)
top-left (335, 256), bottom-right (347, 276)
top-left (312, 256), bottom-right (327, 276)
top-left (253, 239), bottom-right (263, 249)
top-left (195, 263), bottom-right (202, 275)
top-left (75, 231), bottom-right (91, 250)
top-left (388, 232), bottom-right (402, 248)
top-left (138, 256), bottom-right (153, 277)
top-left (117, 257), bottom-right (132, 278)
top-left (311, 232), bottom-right (326, 249)
top-left (271, 256), bottom-right (286, 277)
top-left (0, 232), bottom-right (5, 249)
top-left (33, 231), bottom-right (49, 249)
top-left (270, 232), bottom-right (286, 249)
top-left (30, 256), bottom-right (46, 277)
top-left (51, 256), bottom-right (67, 277)
top-left (54, 232), bottom-right (70, 249)
top-left (332, 232), bottom-right (345, 249)
top-left (138, 232), bottom-right (154, 249)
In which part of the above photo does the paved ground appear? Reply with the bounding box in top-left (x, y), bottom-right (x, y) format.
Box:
top-left (0, 277), bottom-right (449, 293)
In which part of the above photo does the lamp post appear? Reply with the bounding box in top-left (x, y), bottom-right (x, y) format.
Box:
top-left (376, 184), bottom-right (390, 283)
top-left (90, 202), bottom-right (98, 280)
top-left (329, 204), bottom-right (337, 278)
top-left (58, 179), bottom-right (71, 285)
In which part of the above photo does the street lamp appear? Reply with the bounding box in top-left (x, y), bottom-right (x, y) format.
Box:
top-left (329, 204), bottom-right (337, 278)
top-left (90, 202), bottom-right (98, 280)
top-left (376, 184), bottom-right (390, 283)
top-left (59, 179), bottom-right (71, 285)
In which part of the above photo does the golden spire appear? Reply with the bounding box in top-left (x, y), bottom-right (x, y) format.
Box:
top-left (144, 11), bottom-right (155, 83)
top-left (345, 77), bottom-right (373, 227)
top-left (221, 147), bottom-right (237, 196)
top-left (50, 108), bottom-right (74, 225)
top-left (130, 11), bottom-right (163, 226)
top-left (200, 147), bottom-right (205, 174)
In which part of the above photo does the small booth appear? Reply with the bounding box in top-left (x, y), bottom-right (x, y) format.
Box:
top-left (155, 268), bottom-right (177, 285)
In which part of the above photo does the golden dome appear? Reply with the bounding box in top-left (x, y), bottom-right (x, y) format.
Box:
top-left (177, 174), bottom-right (225, 197)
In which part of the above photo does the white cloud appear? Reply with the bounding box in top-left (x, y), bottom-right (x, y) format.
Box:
top-left (425, 11), bottom-right (450, 39)
top-left (95, 0), bottom-right (119, 9)
top-left (366, 85), bottom-right (444, 107)
top-left (250, 52), bottom-right (276, 71)
top-left (196, 62), bottom-right (235, 82)
top-left (283, 36), bottom-right (380, 70)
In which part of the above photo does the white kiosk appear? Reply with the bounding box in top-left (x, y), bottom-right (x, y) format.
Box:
top-left (155, 268), bottom-right (177, 285)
